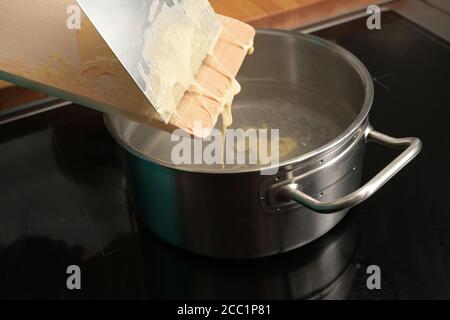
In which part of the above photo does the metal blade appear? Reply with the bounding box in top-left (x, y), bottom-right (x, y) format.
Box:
top-left (76, 0), bottom-right (221, 119)
top-left (76, 0), bottom-right (157, 93)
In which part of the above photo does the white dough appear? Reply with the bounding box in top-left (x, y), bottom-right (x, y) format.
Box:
top-left (139, 0), bottom-right (222, 123)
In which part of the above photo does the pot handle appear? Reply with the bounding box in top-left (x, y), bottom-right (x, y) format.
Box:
top-left (280, 128), bottom-right (422, 214)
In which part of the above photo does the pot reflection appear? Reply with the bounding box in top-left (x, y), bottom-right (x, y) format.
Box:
top-left (0, 212), bottom-right (359, 299)
top-left (139, 213), bottom-right (360, 300)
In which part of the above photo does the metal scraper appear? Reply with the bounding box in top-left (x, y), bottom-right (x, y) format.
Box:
top-left (75, 0), bottom-right (220, 117)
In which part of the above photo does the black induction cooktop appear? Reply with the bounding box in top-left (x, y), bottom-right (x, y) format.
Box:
top-left (1, 11), bottom-right (449, 300)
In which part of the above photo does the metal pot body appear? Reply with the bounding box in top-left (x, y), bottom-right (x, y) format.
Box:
top-left (106, 30), bottom-right (421, 258)
top-left (121, 127), bottom-right (365, 258)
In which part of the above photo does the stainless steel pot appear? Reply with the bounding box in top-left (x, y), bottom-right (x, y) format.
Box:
top-left (105, 30), bottom-right (422, 258)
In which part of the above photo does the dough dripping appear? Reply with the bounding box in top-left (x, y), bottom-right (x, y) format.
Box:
top-left (139, 1), bottom-right (255, 139)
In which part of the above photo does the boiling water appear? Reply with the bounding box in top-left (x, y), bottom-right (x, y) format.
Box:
top-left (123, 78), bottom-right (356, 171)
top-left (230, 80), bottom-right (355, 156)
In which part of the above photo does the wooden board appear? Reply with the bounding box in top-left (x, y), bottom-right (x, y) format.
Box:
top-left (0, 0), bottom-right (255, 135)
top-left (171, 16), bottom-right (255, 137)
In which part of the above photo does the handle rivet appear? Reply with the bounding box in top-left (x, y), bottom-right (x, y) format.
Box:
top-left (276, 208), bottom-right (281, 212)
top-left (353, 166), bottom-right (357, 171)
top-left (319, 192), bottom-right (324, 198)
top-left (260, 196), bottom-right (265, 200)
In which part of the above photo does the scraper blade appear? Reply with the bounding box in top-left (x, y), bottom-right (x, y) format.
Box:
top-left (75, 0), bottom-right (221, 119)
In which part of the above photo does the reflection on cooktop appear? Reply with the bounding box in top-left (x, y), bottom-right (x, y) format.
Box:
top-left (0, 12), bottom-right (449, 299)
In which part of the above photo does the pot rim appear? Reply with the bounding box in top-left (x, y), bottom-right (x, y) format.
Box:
top-left (105, 30), bottom-right (374, 175)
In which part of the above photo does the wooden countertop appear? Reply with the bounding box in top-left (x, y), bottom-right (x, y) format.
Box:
top-left (0, 80), bottom-right (12, 89)
top-left (211, 0), bottom-right (385, 29)
top-left (212, 0), bottom-right (324, 23)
